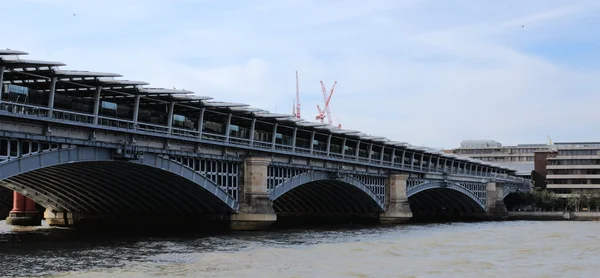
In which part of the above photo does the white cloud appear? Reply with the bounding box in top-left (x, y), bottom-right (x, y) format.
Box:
top-left (3, 0), bottom-right (600, 148)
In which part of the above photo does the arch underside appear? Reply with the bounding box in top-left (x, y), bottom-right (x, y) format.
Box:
top-left (0, 186), bottom-right (11, 209)
top-left (503, 187), bottom-right (521, 199)
top-left (0, 161), bottom-right (236, 215)
top-left (408, 183), bottom-right (486, 216)
top-left (271, 174), bottom-right (384, 215)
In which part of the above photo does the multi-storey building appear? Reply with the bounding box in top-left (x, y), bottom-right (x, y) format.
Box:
top-left (452, 140), bottom-right (600, 193)
top-left (544, 142), bottom-right (600, 194)
top-left (451, 140), bottom-right (551, 178)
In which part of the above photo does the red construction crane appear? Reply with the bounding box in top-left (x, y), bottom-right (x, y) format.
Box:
top-left (315, 80), bottom-right (339, 128)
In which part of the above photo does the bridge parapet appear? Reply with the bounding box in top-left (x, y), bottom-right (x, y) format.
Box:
top-left (0, 100), bottom-right (528, 183)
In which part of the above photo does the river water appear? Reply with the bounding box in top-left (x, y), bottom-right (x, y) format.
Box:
top-left (0, 220), bottom-right (598, 277)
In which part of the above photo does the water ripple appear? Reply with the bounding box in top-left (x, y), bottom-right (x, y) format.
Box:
top-left (0, 220), bottom-right (599, 277)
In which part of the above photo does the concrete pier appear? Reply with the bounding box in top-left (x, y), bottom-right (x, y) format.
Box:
top-left (485, 181), bottom-right (508, 220)
top-left (230, 156), bottom-right (277, 230)
top-left (380, 174), bottom-right (413, 224)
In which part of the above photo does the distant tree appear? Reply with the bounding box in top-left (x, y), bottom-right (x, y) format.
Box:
top-left (567, 193), bottom-right (580, 212)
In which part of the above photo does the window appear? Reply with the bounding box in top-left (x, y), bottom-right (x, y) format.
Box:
top-left (0, 139), bottom-right (7, 157)
top-left (9, 140), bottom-right (18, 157)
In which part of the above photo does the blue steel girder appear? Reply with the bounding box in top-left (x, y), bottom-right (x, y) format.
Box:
top-left (406, 178), bottom-right (487, 210)
top-left (269, 171), bottom-right (386, 212)
top-left (0, 107), bottom-right (532, 182)
top-left (0, 147), bottom-right (239, 212)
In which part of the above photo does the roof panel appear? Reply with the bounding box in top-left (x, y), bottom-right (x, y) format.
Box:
top-left (138, 88), bottom-right (194, 95)
top-left (229, 107), bottom-right (264, 113)
top-left (330, 129), bottom-right (361, 135)
top-left (296, 122), bottom-right (329, 128)
top-left (54, 70), bottom-right (123, 78)
top-left (99, 79), bottom-right (150, 86)
top-left (171, 94), bottom-right (212, 101)
top-left (204, 101), bottom-right (249, 108)
top-left (277, 117), bottom-right (304, 122)
top-left (373, 138), bottom-right (390, 143)
top-left (0, 58), bottom-right (66, 67)
top-left (360, 135), bottom-right (386, 141)
top-left (0, 49), bottom-right (28, 56)
top-left (421, 148), bottom-right (439, 154)
top-left (410, 146), bottom-right (427, 152)
top-left (388, 141), bottom-right (409, 147)
top-left (314, 125), bottom-right (336, 131)
top-left (252, 112), bottom-right (292, 118)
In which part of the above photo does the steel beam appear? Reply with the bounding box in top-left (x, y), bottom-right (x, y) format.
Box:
top-left (47, 77), bottom-right (57, 117)
top-left (0, 66), bottom-right (4, 103)
top-left (249, 117), bottom-right (256, 145)
top-left (355, 140), bottom-right (361, 158)
top-left (166, 101), bottom-right (175, 133)
top-left (225, 113), bottom-right (232, 143)
top-left (197, 108), bottom-right (205, 139)
top-left (92, 87), bottom-right (102, 125)
top-left (292, 127), bottom-right (297, 152)
top-left (132, 94), bottom-right (141, 125)
top-left (401, 149), bottom-right (406, 168)
top-left (326, 134), bottom-right (332, 156)
top-left (341, 137), bottom-right (347, 159)
top-left (428, 155), bottom-right (433, 172)
top-left (309, 131), bottom-right (316, 154)
top-left (271, 123), bottom-right (278, 149)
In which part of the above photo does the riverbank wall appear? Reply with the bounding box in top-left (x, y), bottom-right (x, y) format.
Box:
top-left (508, 211), bottom-right (600, 221)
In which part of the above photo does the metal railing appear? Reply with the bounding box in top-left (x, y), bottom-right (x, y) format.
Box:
top-left (0, 101), bottom-right (531, 184)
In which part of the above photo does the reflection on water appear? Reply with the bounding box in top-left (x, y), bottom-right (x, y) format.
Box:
top-left (1, 220), bottom-right (599, 277)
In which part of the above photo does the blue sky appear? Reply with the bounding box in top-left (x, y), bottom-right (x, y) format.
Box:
top-left (3, 0), bottom-right (600, 149)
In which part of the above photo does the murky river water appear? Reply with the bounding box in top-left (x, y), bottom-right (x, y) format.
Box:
top-left (0, 220), bottom-right (598, 277)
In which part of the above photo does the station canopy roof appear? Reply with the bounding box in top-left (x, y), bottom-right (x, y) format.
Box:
top-left (0, 58), bottom-right (66, 68)
top-left (0, 48), bottom-right (522, 174)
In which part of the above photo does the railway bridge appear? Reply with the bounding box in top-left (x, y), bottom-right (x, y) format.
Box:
top-left (0, 49), bottom-right (531, 230)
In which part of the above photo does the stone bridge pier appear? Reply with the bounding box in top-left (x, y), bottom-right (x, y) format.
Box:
top-left (380, 174), bottom-right (412, 224)
top-left (485, 181), bottom-right (508, 220)
top-left (230, 157), bottom-right (277, 230)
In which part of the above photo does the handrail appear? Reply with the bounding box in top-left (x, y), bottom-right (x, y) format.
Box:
top-left (0, 101), bottom-right (530, 183)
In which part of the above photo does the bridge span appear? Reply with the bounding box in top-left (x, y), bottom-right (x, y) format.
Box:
top-left (0, 49), bottom-right (531, 230)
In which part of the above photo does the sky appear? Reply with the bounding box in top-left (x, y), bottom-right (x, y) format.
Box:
top-left (3, 0), bottom-right (600, 149)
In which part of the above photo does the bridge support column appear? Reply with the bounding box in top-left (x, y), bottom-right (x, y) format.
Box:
top-left (230, 156), bottom-right (276, 230)
top-left (6, 192), bottom-right (41, 226)
top-left (380, 174), bottom-right (412, 224)
top-left (486, 181), bottom-right (508, 220)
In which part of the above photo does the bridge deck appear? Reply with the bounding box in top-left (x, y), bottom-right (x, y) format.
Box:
top-left (0, 49), bottom-right (529, 184)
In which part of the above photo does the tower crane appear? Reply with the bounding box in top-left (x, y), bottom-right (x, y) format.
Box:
top-left (315, 80), bottom-right (340, 128)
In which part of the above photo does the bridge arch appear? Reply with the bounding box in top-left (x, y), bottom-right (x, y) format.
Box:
top-left (0, 147), bottom-right (239, 215)
top-left (502, 184), bottom-right (526, 199)
top-left (407, 181), bottom-right (486, 215)
top-left (269, 171), bottom-right (385, 214)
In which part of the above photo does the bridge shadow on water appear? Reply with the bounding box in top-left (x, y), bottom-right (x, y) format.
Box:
top-left (0, 219), bottom-right (436, 277)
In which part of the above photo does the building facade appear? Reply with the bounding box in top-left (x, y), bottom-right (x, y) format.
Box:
top-left (451, 140), bottom-right (551, 179)
top-left (451, 140), bottom-right (600, 193)
top-left (544, 143), bottom-right (600, 194)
